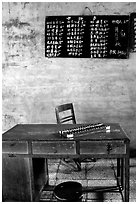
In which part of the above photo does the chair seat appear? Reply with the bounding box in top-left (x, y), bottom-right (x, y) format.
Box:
top-left (53, 181), bottom-right (82, 201)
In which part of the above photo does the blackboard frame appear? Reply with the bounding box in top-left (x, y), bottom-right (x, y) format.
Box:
top-left (129, 12), bottom-right (136, 52)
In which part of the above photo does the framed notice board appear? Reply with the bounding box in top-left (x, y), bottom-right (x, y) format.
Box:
top-left (45, 15), bottom-right (130, 59)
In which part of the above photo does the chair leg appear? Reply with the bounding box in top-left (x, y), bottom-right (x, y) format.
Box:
top-left (81, 158), bottom-right (97, 162)
top-left (73, 159), bottom-right (81, 171)
top-left (60, 159), bottom-right (77, 170)
top-left (60, 159), bottom-right (81, 171)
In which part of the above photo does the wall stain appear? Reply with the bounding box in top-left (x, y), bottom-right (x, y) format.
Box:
top-left (9, 54), bottom-right (20, 58)
top-left (3, 17), bottom-right (30, 28)
top-left (8, 31), bottom-right (37, 40)
top-left (2, 62), bottom-right (19, 69)
top-left (4, 114), bottom-right (16, 123)
top-left (23, 2), bottom-right (30, 8)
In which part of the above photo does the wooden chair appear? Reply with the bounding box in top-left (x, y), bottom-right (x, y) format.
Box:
top-left (55, 103), bottom-right (81, 171)
top-left (55, 103), bottom-right (76, 124)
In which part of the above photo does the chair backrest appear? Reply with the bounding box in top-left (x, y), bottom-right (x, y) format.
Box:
top-left (55, 103), bottom-right (76, 124)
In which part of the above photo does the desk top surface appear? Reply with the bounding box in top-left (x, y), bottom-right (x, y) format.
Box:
top-left (2, 123), bottom-right (130, 142)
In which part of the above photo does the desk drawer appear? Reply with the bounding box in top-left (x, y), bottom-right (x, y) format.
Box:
top-left (80, 141), bottom-right (126, 154)
top-left (32, 141), bottom-right (76, 154)
top-left (2, 141), bottom-right (28, 154)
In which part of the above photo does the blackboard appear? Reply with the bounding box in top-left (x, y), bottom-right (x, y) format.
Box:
top-left (45, 15), bottom-right (130, 58)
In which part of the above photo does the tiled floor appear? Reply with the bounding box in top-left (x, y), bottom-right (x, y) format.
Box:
top-left (40, 158), bottom-right (136, 202)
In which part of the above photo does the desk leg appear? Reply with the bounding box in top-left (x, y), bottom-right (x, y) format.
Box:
top-left (117, 158), bottom-right (120, 177)
top-left (124, 156), bottom-right (129, 202)
top-left (45, 159), bottom-right (49, 185)
top-left (117, 158), bottom-right (124, 190)
top-left (121, 158), bottom-right (124, 189)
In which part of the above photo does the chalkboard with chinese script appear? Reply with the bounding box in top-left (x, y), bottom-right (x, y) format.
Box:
top-left (45, 15), bottom-right (130, 58)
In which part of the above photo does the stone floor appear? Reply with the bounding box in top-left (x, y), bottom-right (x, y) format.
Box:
top-left (40, 158), bottom-right (136, 202)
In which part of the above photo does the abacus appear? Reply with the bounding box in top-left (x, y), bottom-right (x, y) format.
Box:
top-left (59, 123), bottom-right (110, 138)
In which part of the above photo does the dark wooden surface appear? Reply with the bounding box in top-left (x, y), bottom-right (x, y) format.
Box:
top-left (2, 156), bottom-right (32, 201)
top-left (2, 156), bottom-right (48, 202)
top-left (2, 123), bottom-right (130, 141)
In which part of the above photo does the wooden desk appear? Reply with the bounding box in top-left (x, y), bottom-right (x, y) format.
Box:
top-left (2, 123), bottom-right (130, 202)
